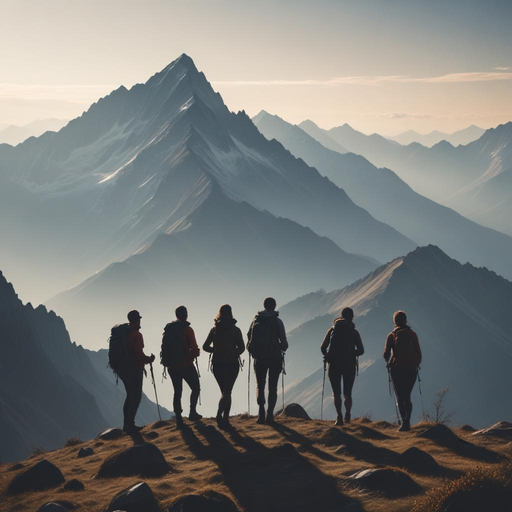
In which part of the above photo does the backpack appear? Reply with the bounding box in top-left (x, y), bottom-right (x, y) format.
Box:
top-left (108, 323), bottom-right (131, 375)
top-left (326, 321), bottom-right (356, 365)
top-left (210, 325), bottom-right (239, 361)
top-left (247, 314), bottom-right (281, 359)
top-left (160, 322), bottom-right (186, 369)
top-left (392, 328), bottom-right (420, 367)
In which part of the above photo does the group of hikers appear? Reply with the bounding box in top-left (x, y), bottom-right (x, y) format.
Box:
top-left (109, 298), bottom-right (422, 434)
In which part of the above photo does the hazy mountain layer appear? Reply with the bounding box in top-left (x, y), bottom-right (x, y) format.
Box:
top-left (0, 118), bottom-right (69, 146)
top-left (386, 125), bottom-right (485, 147)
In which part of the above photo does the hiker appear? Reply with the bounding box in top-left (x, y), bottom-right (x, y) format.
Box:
top-left (320, 307), bottom-right (364, 426)
top-left (383, 310), bottom-right (422, 431)
top-left (203, 304), bottom-right (245, 429)
top-left (247, 297), bottom-right (288, 424)
top-left (161, 305), bottom-right (201, 428)
top-left (116, 310), bottom-right (155, 434)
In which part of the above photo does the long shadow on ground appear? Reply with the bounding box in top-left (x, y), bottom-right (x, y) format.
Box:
top-left (180, 423), bottom-right (362, 512)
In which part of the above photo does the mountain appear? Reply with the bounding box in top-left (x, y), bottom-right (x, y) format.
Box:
top-left (47, 189), bottom-right (376, 350)
top-left (0, 118), bottom-right (69, 146)
top-left (281, 246), bottom-right (512, 427)
top-left (0, 54), bottom-right (413, 305)
top-left (386, 125), bottom-right (485, 148)
top-left (0, 271), bottom-right (169, 463)
top-left (253, 111), bottom-right (512, 281)
top-left (288, 118), bottom-right (347, 153)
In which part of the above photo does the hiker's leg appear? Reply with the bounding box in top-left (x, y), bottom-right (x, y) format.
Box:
top-left (404, 368), bottom-right (417, 422)
top-left (213, 362), bottom-right (226, 418)
top-left (391, 368), bottom-right (408, 423)
top-left (254, 359), bottom-right (269, 422)
top-left (183, 365), bottom-right (200, 414)
top-left (328, 364), bottom-right (343, 418)
top-left (169, 369), bottom-right (184, 416)
top-left (132, 368), bottom-right (144, 425)
top-left (120, 373), bottom-right (134, 429)
top-left (222, 362), bottom-right (240, 419)
top-left (267, 358), bottom-right (282, 419)
top-left (343, 365), bottom-right (356, 421)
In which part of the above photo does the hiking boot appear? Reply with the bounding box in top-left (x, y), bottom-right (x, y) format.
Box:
top-left (334, 416), bottom-right (344, 427)
top-left (344, 413), bottom-right (351, 424)
top-left (257, 406), bottom-right (266, 425)
top-left (266, 413), bottom-right (275, 424)
top-left (189, 411), bottom-right (203, 421)
top-left (398, 420), bottom-right (410, 432)
top-left (216, 414), bottom-right (224, 428)
top-left (175, 415), bottom-right (184, 430)
top-left (123, 425), bottom-right (144, 434)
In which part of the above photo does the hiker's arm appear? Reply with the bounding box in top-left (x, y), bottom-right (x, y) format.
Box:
top-left (186, 327), bottom-right (200, 358)
top-left (320, 328), bottom-right (332, 356)
top-left (277, 318), bottom-right (288, 352)
top-left (134, 332), bottom-right (153, 365)
top-left (383, 334), bottom-right (393, 363)
top-left (247, 320), bottom-right (254, 342)
top-left (354, 331), bottom-right (365, 357)
top-left (414, 333), bottom-right (422, 365)
top-left (235, 327), bottom-right (246, 355)
top-left (202, 329), bottom-right (215, 353)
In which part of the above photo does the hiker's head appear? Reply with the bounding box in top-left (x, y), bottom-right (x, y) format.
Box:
top-left (216, 304), bottom-right (233, 320)
top-left (127, 310), bottom-right (142, 327)
top-left (264, 297), bottom-right (277, 311)
top-left (341, 307), bottom-right (354, 321)
top-left (393, 310), bottom-right (407, 327)
top-left (175, 305), bottom-right (188, 321)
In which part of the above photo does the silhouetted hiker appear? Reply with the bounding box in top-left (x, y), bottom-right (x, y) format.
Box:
top-left (321, 307), bottom-right (364, 426)
top-left (161, 305), bottom-right (201, 428)
top-left (383, 310), bottom-right (422, 431)
top-left (108, 310), bottom-right (155, 434)
top-left (203, 304), bottom-right (245, 429)
top-left (247, 297), bottom-right (288, 424)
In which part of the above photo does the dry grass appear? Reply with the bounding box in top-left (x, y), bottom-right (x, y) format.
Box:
top-left (0, 416), bottom-right (510, 512)
top-left (64, 437), bottom-right (83, 448)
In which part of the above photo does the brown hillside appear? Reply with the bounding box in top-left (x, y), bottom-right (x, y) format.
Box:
top-left (1, 415), bottom-right (511, 512)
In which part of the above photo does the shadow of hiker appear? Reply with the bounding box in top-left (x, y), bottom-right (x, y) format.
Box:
top-left (127, 431), bottom-right (146, 446)
top-left (180, 422), bottom-right (362, 512)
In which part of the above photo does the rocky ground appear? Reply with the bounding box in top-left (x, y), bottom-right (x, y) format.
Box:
top-left (1, 406), bottom-right (511, 512)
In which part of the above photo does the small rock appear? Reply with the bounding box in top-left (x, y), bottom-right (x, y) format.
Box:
top-left (472, 421), bottom-right (512, 440)
top-left (151, 420), bottom-right (170, 429)
top-left (96, 428), bottom-right (124, 440)
top-left (98, 443), bottom-right (170, 478)
top-left (145, 431), bottom-right (159, 440)
top-left (77, 447), bottom-right (94, 458)
top-left (395, 447), bottom-right (440, 474)
top-left (277, 403), bottom-right (311, 420)
top-left (107, 482), bottom-right (159, 512)
top-left (7, 459), bottom-right (65, 495)
top-left (37, 503), bottom-right (68, 512)
top-left (8, 463), bottom-right (25, 471)
top-left (459, 424), bottom-right (476, 433)
top-left (418, 424), bottom-right (466, 446)
top-left (348, 468), bottom-right (421, 498)
top-left (168, 491), bottom-right (240, 511)
top-left (63, 479), bottom-right (85, 491)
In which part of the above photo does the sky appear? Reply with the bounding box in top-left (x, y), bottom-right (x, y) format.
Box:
top-left (1, 0), bottom-right (511, 134)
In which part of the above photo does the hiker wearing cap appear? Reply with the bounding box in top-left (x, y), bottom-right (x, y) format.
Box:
top-left (247, 297), bottom-right (288, 425)
top-left (203, 304), bottom-right (245, 429)
top-left (321, 307), bottom-right (364, 426)
top-left (161, 305), bottom-right (201, 428)
top-left (383, 310), bottom-right (422, 432)
top-left (120, 310), bottom-right (155, 433)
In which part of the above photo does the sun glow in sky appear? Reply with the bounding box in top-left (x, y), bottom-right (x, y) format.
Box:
top-left (1, 0), bottom-right (511, 134)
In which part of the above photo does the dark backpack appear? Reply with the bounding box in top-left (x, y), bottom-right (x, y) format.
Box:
top-left (247, 315), bottom-right (281, 359)
top-left (326, 322), bottom-right (356, 365)
top-left (210, 326), bottom-right (239, 361)
top-left (392, 328), bottom-right (420, 367)
top-left (108, 323), bottom-right (131, 374)
top-left (161, 322), bottom-right (186, 369)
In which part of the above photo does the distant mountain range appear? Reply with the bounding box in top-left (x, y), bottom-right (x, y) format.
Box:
top-left (280, 246), bottom-right (512, 427)
top-left (0, 118), bottom-right (68, 146)
top-left (386, 125), bottom-right (485, 147)
top-left (0, 271), bottom-right (169, 463)
top-left (253, 111), bottom-right (512, 281)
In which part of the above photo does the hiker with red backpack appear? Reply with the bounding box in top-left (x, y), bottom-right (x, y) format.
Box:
top-left (161, 305), bottom-right (201, 429)
top-left (108, 310), bottom-right (155, 434)
top-left (321, 307), bottom-right (364, 426)
top-left (247, 297), bottom-right (288, 425)
top-left (383, 310), bottom-right (422, 432)
top-left (203, 304), bottom-right (245, 429)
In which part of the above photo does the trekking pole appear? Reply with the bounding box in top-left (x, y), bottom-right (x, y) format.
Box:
top-left (248, 354), bottom-right (251, 416)
top-left (417, 366), bottom-right (426, 417)
top-left (387, 365), bottom-right (400, 423)
top-left (195, 359), bottom-right (201, 406)
top-left (150, 362), bottom-right (162, 421)
top-left (321, 360), bottom-right (327, 421)
top-left (281, 352), bottom-right (286, 412)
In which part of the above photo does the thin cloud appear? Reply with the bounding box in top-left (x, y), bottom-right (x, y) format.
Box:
top-left (214, 71), bottom-right (512, 87)
top-left (494, 66), bottom-right (511, 71)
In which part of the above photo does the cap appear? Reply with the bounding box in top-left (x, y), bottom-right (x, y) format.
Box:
top-left (127, 310), bottom-right (142, 322)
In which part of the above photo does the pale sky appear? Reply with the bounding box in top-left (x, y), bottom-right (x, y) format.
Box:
top-left (1, 0), bottom-right (511, 134)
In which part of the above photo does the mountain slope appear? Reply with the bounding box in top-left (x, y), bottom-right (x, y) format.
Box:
top-left (281, 246), bottom-right (512, 426)
top-left (254, 112), bottom-right (512, 281)
top-left (0, 118), bottom-right (69, 146)
top-left (0, 271), bottom-right (169, 463)
top-left (386, 125), bottom-right (485, 147)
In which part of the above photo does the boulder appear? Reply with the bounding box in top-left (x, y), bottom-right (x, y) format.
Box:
top-left (7, 459), bottom-right (65, 495)
top-left (107, 482), bottom-right (159, 512)
top-left (145, 431), bottom-right (159, 440)
top-left (37, 503), bottom-right (68, 512)
top-left (98, 443), bottom-right (170, 478)
top-left (395, 447), bottom-right (440, 474)
top-left (77, 447), bottom-right (94, 458)
top-left (168, 491), bottom-right (240, 512)
top-left (472, 422), bottom-right (512, 440)
top-left (63, 479), bottom-right (85, 491)
top-left (418, 424), bottom-right (466, 446)
top-left (8, 463), bottom-right (25, 471)
top-left (348, 468), bottom-right (421, 498)
top-left (96, 428), bottom-right (124, 440)
top-left (277, 403), bottom-right (311, 420)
